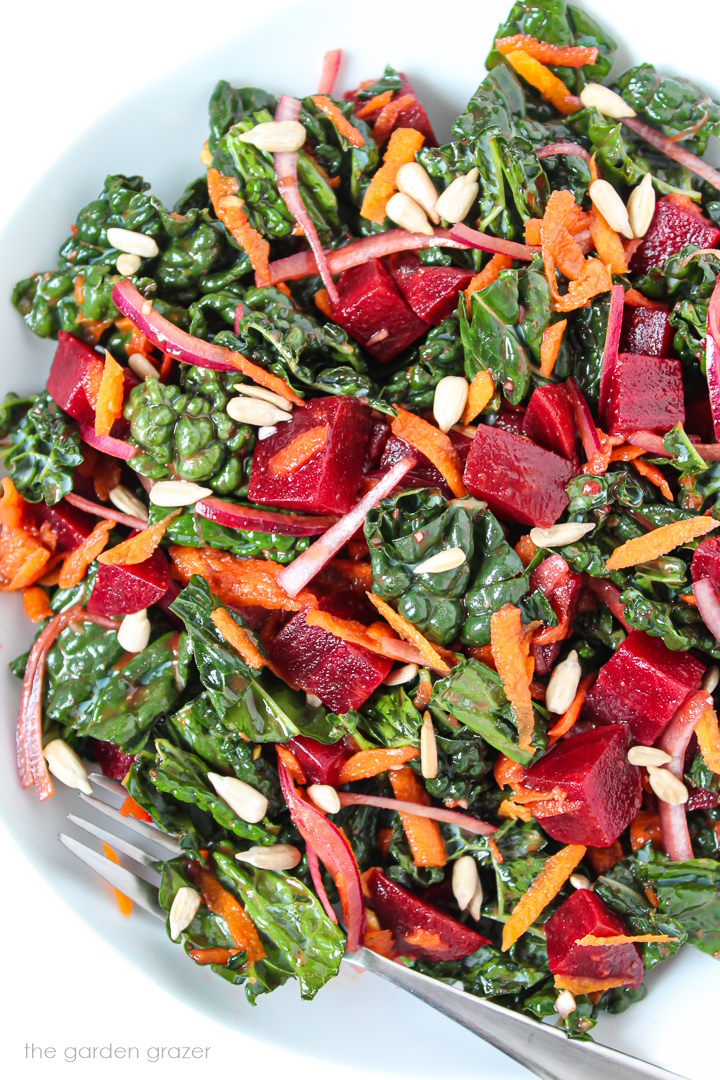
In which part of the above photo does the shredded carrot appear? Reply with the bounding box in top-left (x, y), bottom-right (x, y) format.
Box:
top-left (630, 810), bottom-right (661, 852)
top-left (413, 670), bottom-right (433, 711)
top-left (389, 766), bottom-right (447, 868)
top-left (276, 745), bottom-right (307, 785)
top-left (391, 406), bottom-right (466, 497)
top-left (524, 217), bottom-right (543, 246)
top-left (314, 288), bottom-right (332, 318)
top-left (325, 558), bottom-right (374, 591)
top-left (539, 319), bottom-right (567, 377)
top-left (310, 95), bottom-right (364, 147)
top-left (0, 479), bottom-right (52, 591)
top-left (495, 35), bottom-right (599, 68)
top-left (120, 795), bottom-right (153, 823)
top-left (211, 608), bottom-right (265, 670)
top-left (488, 836), bottom-right (504, 864)
top-left (624, 288), bottom-right (668, 311)
top-left (498, 799), bottom-right (533, 821)
top-left (588, 207), bottom-right (628, 274)
top-left (170, 547), bottom-right (317, 612)
top-left (515, 534), bottom-right (537, 567)
top-left (610, 444), bottom-right (646, 462)
top-left (186, 862), bottom-right (265, 963)
top-left (577, 933), bottom-right (677, 947)
top-left (490, 604), bottom-right (535, 754)
top-left (632, 459), bottom-right (673, 501)
top-left (93, 455), bottom-right (122, 502)
top-left (207, 168), bottom-right (271, 286)
top-left (587, 841), bottom-right (624, 875)
top-left (501, 844), bottom-right (586, 951)
top-left (94, 350), bottom-right (125, 437)
top-left (22, 586), bottom-right (51, 624)
top-left (553, 974), bottom-right (632, 994)
top-left (99, 510), bottom-right (180, 567)
top-left (268, 424), bottom-right (329, 479)
top-left (605, 515), bottom-right (719, 571)
top-left (547, 674), bottom-right (594, 737)
top-left (356, 90), bottom-right (394, 118)
top-left (462, 370), bottom-right (495, 425)
top-left (58, 519), bottom-right (113, 588)
top-left (464, 253), bottom-right (513, 314)
top-left (337, 746), bottom-right (419, 785)
top-left (695, 705), bottom-right (720, 774)
top-left (555, 257), bottom-right (613, 312)
top-left (188, 947), bottom-right (241, 965)
top-left (360, 127), bottom-right (425, 223)
top-left (371, 94), bottom-right (415, 145)
top-left (101, 843), bottom-right (133, 916)
top-left (502, 50), bottom-right (581, 115)
top-left (365, 592), bottom-right (452, 675)
top-left (581, 428), bottom-right (614, 476)
top-left (363, 927), bottom-right (395, 957)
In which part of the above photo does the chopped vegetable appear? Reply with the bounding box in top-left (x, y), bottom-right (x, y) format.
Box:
top-left (268, 424), bottom-right (329, 479)
top-left (539, 319), bottom-right (567, 377)
top-left (310, 96), bottom-right (364, 147)
top-left (58, 519), bottom-right (113, 588)
top-left (490, 604), bottom-right (535, 755)
top-left (605, 516), bottom-right (720, 571)
top-left (360, 127), bottom-right (425, 223)
top-left (389, 766), bottom-right (447, 868)
top-left (501, 844), bottom-right (587, 951)
top-left (98, 511), bottom-right (180, 567)
top-left (501, 50), bottom-right (580, 116)
top-left (336, 746), bottom-right (418, 784)
top-left (391, 407), bottom-right (466, 498)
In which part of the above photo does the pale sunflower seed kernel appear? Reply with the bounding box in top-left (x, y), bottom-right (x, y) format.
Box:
top-left (420, 711), bottom-right (438, 779)
top-left (237, 120), bottom-right (307, 153)
top-left (106, 227), bottom-right (160, 259)
top-left (530, 522), bottom-right (596, 548)
top-left (199, 142), bottom-right (213, 167)
top-left (395, 162), bottom-right (440, 224)
top-left (452, 855), bottom-right (480, 911)
top-left (545, 650), bottom-right (582, 715)
top-left (433, 375), bottom-right (469, 433)
top-left (589, 179), bottom-right (633, 240)
top-left (235, 844), bottom-right (302, 870)
top-left (467, 880), bottom-right (484, 921)
top-left (226, 396), bottom-right (292, 427)
top-left (117, 609), bottom-right (151, 653)
top-left (579, 83), bottom-right (636, 120)
top-left (234, 383), bottom-right (293, 412)
top-left (149, 480), bottom-right (212, 507)
top-left (627, 745), bottom-right (673, 767)
top-left (208, 772), bottom-right (269, 823)
top-left (307, 784), bottom-right (341, 814)
top-left (414, 547), bottom-right (467, 575)
top-left (647, 766), bottom-right (689, 806)
top-left (306, 692), bottom-right (323, 708)
top-left (569, 873), bottom-right (593, 891)
top-left (703, 664), bottom-right (719, 693)
top-left (257, 426), bottom-right (277, 441)
top-left (555, 990), bottom-right (577, 1019)
top-left (127, 353), bottom-right (158, 381)
top-left (385, 192), bottom-right (434, 236)
top-left (43, 739), bottom-right (92, 794)
top-left (434, 169), bottom-right (479, 224)
top-left (108, 484), bottom-right (148, 520)
top-left (169, 886), bottom-right (201, 940)
top-left (116, 252), bottom-right (142, 277)
top-left (627, 173), bottom-right (656, 239)
top-left (385, 663), bottom-right (419, 686)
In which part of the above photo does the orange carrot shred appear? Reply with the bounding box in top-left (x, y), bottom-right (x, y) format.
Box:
top-left (553, 974), bottom-right (633, 994)
top-left (355, 90), bottom-right (394, 119)
top-left (207, 168), bottom-right (271, 286)
top-left (58, 519), bottom-right (113, 588)
top-left (365, 592), bottom-right (452, 675)
top-left (624, 288), bottom-right (668, 311)
top-left (101, 843), bottom-right (133, 916)
top-left (211, 608), bottom-right (266, 670)
top-left (587, 842), bottom-right (624, 875)
top-left (389, 766), bottom-right (447, 868)
top-left (630, 810), bottom-right (661, 852)
top-left (632, 459), bottom-right (673, 501)
top-left (310, 95), bottom-right (364, 147)
top-left (610, 444), bottom-right (646, 462)
top-left (501, 844), bottom-right (586, 951)
top-left (276, 745), bottom-right (307, 785)
top-left (515, 534), bottom-right (538, 567)
top-left (498, 799), bottom-right (533, 821)
top-left (502, 50), bottom-right (581, 115)
top-left (360, 127), bottom-right (425, 223)
top-left (539, 319), bottom-right (567, 377)
top-left (98, 510), bottom-right (179, 567)
top-left (94, 350), bottom-right (125, 437)
top-left (186, 863), bottom-right (265, 963)
top-left (337, 746), bottom-right (419, 785)
top-left (371, 94), bottom-right (415, 145)
top-left (490, 604), bottom-right (535, 754)
top-left (605, 515), bottom-right (719, 571)
top-left (314, 288), bottom-right (332, 318)
top-left (233, 353), bottom-right (305, 408)
top-left (464, 253), bottom-right (513, 314)
top-left (268, 424), bottom-right (329, 479)
top-left (22, 586), bottom-right (52, 624)
top-left (576, 933), bottom-right (678, 947)
top-left (695, 705), bottom-right (720, 774)
top-left (462, 370), bottom-right (495, 425)
top-left (363, 927), bottom-right (395, 957)
top-left (588, 207), bottom-right (628, 274)
top-left (495, 35), bottom-right (599, 68)
top-left (170, 546), bottom-right (317, 612)
top-left (120, 795), bottom-right (153, 823)
top-left (413, 671), bottom-right (433, 711)
top-left (553, 257), bottom-right (613, 312)
top-left (391, 406), bottom-right (467, 497)
top-left (547, 675), bottom-right (594, 738)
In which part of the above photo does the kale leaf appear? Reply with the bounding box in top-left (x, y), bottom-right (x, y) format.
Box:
top-left (156, 503), bottom-right (310, 564)
top-left (2, 391), bottom-right (83, 504)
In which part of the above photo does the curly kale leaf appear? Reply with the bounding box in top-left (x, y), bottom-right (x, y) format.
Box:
top-left (625, 847), bottom-right (720, 959)
top-left (356, 685), bottom-right (424, 748)
top-left (614, 64), bottom-right (720, 155)
top-left (566, 292), bottom-right (610, 405)
top-left (2, 390), bottom-right (83, 504)
top-left (632, 248), bottom-right (720, 370)
top-left (155, 502), bottom-right (310, 564)
top-left (127, 753), bottom-right (221, 857)
top-left (125, 366), bottom-right (255, 495)
top-left (300, 96), bottom-right (379, 209)
top-left (381, 316), bottom-right (465, 410)
top-left (207, 81), bottom-right (277, 148)
top-left (594, 859), bottom-right (686, 971)
top-left (43, 620), bottom-right (124, 733)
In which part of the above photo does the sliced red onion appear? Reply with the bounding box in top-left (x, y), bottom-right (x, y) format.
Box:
top-left (195, 497), bottom-right (337, 537)
top-left (694, 577), bottom-right (720, 642)
top-left (77, 421), bottom-right (136, 461)
top-left (277, 456), bottom-right (416, 598)
top-left (565, 377), bottom-right (602, 461)
top-left (305, 844), bottom-right (338, 923)
top-left (585, 577), bottom-right (630, 631)
top-left (277, 760), bottom-right (363, 951)
top-left (623, 117), bottom-right (720, 193)
top-left (449, 222), bottom-right (539, 261)
top-left (536, 142), bottom-right (592, 164)
top-left (338, 792), bottom-right (496, 835)
top-left (598, 284), bottom-right (625, 421)
top-left (658, 689), bottom-right (713, 861)
top-left (705, 277), bottom-right (720, 440)
top-left (317, 49), bottom-right (342, 95)
top-left (274, 95), bottom-right (339, 305)
top-left (233, 302), bottom-right (244, 336)
top-left (64, 492), bottom-right (147, 530)
top-left (626, 430), bottom-right (671, 457)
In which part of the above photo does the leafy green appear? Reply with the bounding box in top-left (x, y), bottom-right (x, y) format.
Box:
top-left (43, 621), bottom-right (124, 733)
top-left (300, 96), bottom-right (379, 208)
top-left (594, 859), bottom-right (686, 970)
top-left (2, 391), bottom-right (83, 504)
top-left (356, 686), bottom-right (424, 748)
top-left (614, 65), bottom-right (720, 154)
top-left (381, 317), bottom-right (465, 410)
top-left (155, 502), bottom-right (310, 564)
top-left (634, 848), bottom-right (720, 957)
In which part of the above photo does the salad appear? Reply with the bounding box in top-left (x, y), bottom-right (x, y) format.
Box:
top-left (5, 0), bottom-right (720, 1037)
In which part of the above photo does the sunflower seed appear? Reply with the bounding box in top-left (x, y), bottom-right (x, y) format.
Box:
top-left (467, 880), bottom-right (484, 921)
top-left (116, 252), bottom-right (142, 277)
top-left (414, 547), bottom-right (467, 575)
top-left (530, 521), bottom-right (596, 548)
top-left (420, 711), bottom-right (438, 779)
top-left (579, 83), bottom-right (636, 119)
top-left (149, 480), bottom-right (212, 507)
top-left (237, 120), bottom-right (307, 153)
top-left (117, 609), bottom-right (151, 653)
top-left (106, 227), bottom-right (159, 259)
top-left (569, 874), bottom-right (593, 891)
top-left (385, 192), bottom-right (434, 236)
top-left (647, 766), bottom-right (688, 806)
top-left (169, 886), bottom-right (201, 940)
top-left (555, 990), bottom-right (577, 1018)
top-left (235, 844), bottom-right (302, 870)
top-left (226, 396), bottom-right (292, 427)
top-left (435, 168), bottom-right (479, 224)
top-left (385, 663), bottom-right (419, 686)
top-left (109, 484), bottom-right (148, 520)
top-left (257, 426), bottom-right (278, 441)
top-left (589, 180), bottom-right (633, 239)
top-left (199, 142), bottom-right (213, 167)
top-left (307, 784), bottom-right (341, 814)
top-left (452, 855), bottom-right (480, 911)
top-left (433, 375), bottom-right (469, 433)
top-left (233, 383), bottom-right (293, 412)
top-left (545, 650), bottom-right (582, 714)
top-left (627, 745), bottom-right (673, 767)
top-left (127, 353), bottom-right (158, 381)
top-left (627, 173), bottom-right (656, 239)
top-left (396, 162), bottom-right (440, 224)
top-left (208, 772), bottom-right (269, 822)
top-left (43, 739), bottom-right (92, 794)
top-left (306, 692), bottom-right (323, 708)
top-left (703, 665), bottom-right (719, 693)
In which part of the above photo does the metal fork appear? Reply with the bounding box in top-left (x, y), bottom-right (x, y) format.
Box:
top-left (59, 774), bottom-right (687, 1080)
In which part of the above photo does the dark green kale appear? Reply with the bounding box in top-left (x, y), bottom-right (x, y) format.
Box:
top-left (356, 686), bottom-right (424, 748)
top-left (381, 317), bottom-right (465, 410)
top-left (155, 503), bottom-right (310, 564)
top-left (625, 847), bottom-right (720, 959)
top-left (566, 293), bottom-right (611, 404)
top-left (43, 620), bottom-right (124, 733)
top-left (1, 391), bottom-right (83, 504)
top-left (633, 248), bottom-right (720, 370)
top-left (613, 65), bottom-right (720, 155)
top-left (127, 753), bottom-right (221, 857)
top-left (300, 96), bottom-right (379, 208)
top-left (594, 858), bottom-right (686, 970)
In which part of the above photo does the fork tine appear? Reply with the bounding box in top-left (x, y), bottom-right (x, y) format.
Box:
top-left (59, 833), bottom-right (165, 920)
top-left (78, 792), bottom-right (183, 857)
top-left (67, 814), bottom-right (162, 884)
top-left (88, 772), bottom-right (127, 798)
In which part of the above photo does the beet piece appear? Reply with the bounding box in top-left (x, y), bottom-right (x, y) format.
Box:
top-left (286, 736), bottom-right (349, 786)
top-left (584, 630), bottom-right (705, 744)
top-left (395, 73), bottom-right (438, 145)
top-left (630, 196), bottom-right (720, 274)
top-left (365, 868), bottom-right (489, 960)
top-left (601, 353), bottom-right (685, 436)
top-left (248, 396), bottom-right (373, 515)
top-left (330, 260), bottom-right (428, 362)
top-left (463, 426), bottom-right (576, 527)
top-left (364, 418), bottom-right (391, 472)
top-left (620, 307), bottom-right (674, 358)
top-left (523, 725), bottom-right (641, 847)
top-left (46, 332), bottom-right (104, 423)
top-left (89, 738), bottom-right (136, 781)
top-left (384, 252), bottom-right (473, 325)
top-left (377, 431), bottom-right (472, 498)
top-left (490, 407), bottom-right (526, 436)
top-left (684, 387), bottom-right (715, 443)
top-left (691, 536), bottom-right (720, 588)
top-left (544, 890), bottom-right (643, 989)
top-left (522, 385), bottom-right (579, 462)
top-left (530, 554), bottom-right (583, 640)
top-left (86, 550), bottom-right (169, 616)
top-left (31, 501), bottom-right (93, 552)
top-left (269, 609), bottom-right (391, 713)
top-left (532, 642), bottom-right (561, 676)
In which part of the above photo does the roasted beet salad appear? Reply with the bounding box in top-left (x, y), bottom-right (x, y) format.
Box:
top-left (5, 0), bottom-right (720, 1035)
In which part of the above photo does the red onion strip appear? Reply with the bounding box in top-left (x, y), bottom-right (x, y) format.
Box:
top-left (598, 284), bottom-right (625, 421)
top-left (64, 492), bottom-right (147, 530)
top-left (195, 496), bottom-right (336, 537)
top-left (449, 222), bottom-right (539, 261)
top-left (536, 142), bottom-right (592, 163)
top-left (338, 792), bottom-right (496, 836)
top-left (705, 278), bottom-right (720, 440)
top-left (77, 422), bottom-right (136, 461)
top-left (565, 377), bottom-right (602, 460)
top-left (658, 689), bottom-right (713, 861)
top-left (317, 49), bottom-right (342, 95)
top-left (305, 844), bottom-right (338, 923)
top-left (628, 430), bottom-right (720, 462)
top-left (694, 578), bottom-right (720, 643)
top-left (623, 117), bottom-right (720, 192)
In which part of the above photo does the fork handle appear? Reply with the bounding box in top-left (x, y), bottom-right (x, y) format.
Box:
top-left (353, 949), bottom-right (686, 1080)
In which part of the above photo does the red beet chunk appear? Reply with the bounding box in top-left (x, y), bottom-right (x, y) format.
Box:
top-left (286, 736), bottom-right (349, 786)
top-left (365, 868), bottom-right (489, 960)
top-left (330, 260), bottom-right (428, 362)
top-left (523, 725), bottom-right (641, 847)
top-left (545, 890), bottom-right (643, 989)
top-left (384, 252), bottom-right (472, 325)
top-left (269, 610), bottom-right (391, 713)
top-left (602, 353), bottom-right (684, 436)
top-left (685, 388), bottom-right (715, 443)
top-left (364, 418), bottom-right (391, 472)
top-left (691, 536), bottom-right (720, 588)
top-left (248, 397), bottom-right (372, 515)
top-left (463, 426), bottom-right (576, 527)
top-left (490, 407), bottom-right (526, 436)
top-left (630, 196), bottom-right (720, 274)
top-left (89, 738), bottom-right (136, 781)
top-left (620, 307), bottom-right (674, 358)
top-left (584, 630), bottom-right (705, 744)
top-left (31, 501), bottom-right (93, 552)
top-left (395, 74), bottom-right (438, 145)
top-left (46, 332), bottom-right (104, 423)
top-left (530, 554), bottom-right (583, 642)
top-left (532, 642), bottom-right (561, 676)
top-left (378, 430), bottom-right (471, 498)
top-left (522, 385), bottom-right (578, 463)
top-left (86, 550), bottom-right (169, 616)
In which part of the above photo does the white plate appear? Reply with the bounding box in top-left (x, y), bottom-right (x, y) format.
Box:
top-left (0, 2), bottom-right (717, 1076)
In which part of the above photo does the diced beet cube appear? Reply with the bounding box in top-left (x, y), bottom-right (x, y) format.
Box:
top-left (384, 252), bottom-right (472, 325)
top-left (364, 418), bottom-right (391, 472)
top-left (532, 642), bottom-right (561, 676)
top-left (86, 550), bottom-right (169, 616)
top-left (31, 502), bottom-right (93, 552)
top-left (620, 306), bottom-right (674, 358)
top-left (544, 890), bottom-right (643, 989)
top-left (395, 74), bottom-right (438, 145)
top-left (522, 385), bottom-right (578, 463)
top-left (602, 353), bottom-right (684, 436)
top-left (330, 260), bottom-right (428, 362)
top-left (490, 407), bottom-right (526, 436)
top-left (523, 725), bottom-right (642, 847)
top-left (684, 387), bottom-right (715, 443)
top-left (286, 736), bottom-right (349, 786)
top-left (46, 332), bottom-right (104, 424)
top-left (691, 536), bottom-right (720, 589)
top-left (530, 554), bottom-right (583, 642)
top-left (269, 610), bottom-right (391, 713)
top-left (630, 196), bottom-right (720, 274)
top-left (463, 426), bottom-right (576, 527)
top-left (248, 397), bottom-right (372, 515)
top-left (365, 868), bottom-right (489, 960)
top-left (583, 630), bottom-right (705, 744)
top-left (377, 430), bottom-right (471, 498)
top-left (89, 738), bottom-right (136, 781)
